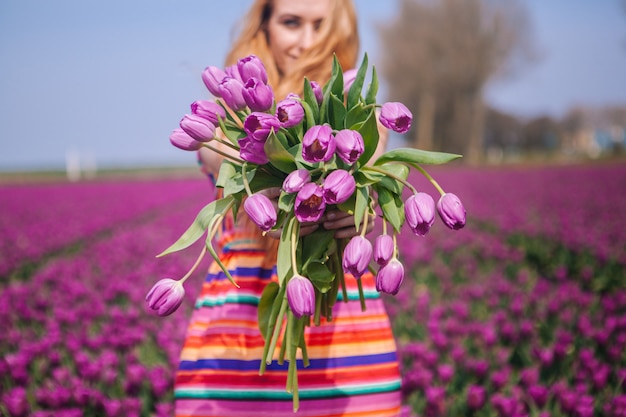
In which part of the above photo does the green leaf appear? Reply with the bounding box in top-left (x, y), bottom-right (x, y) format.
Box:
top-left (365, 66), bottom-right (379, 105)
top-left (258, 282), bottom-right (280, 341)
top-left (217, 115), bottom-right (246, 146)
top-left (354, 186), bottom-right (369, 231)
top-left (302, 77), bottom-right (320, 124)
top-left (277, 216), bottom-right (297, 286)
top-left (369, 164), bottom-right (410, 194)
top-left (346, 104), bottom-right (368, 131)
top-left (216, 160), bottom-right (239, 189)
top-left (327, 54), bottom-right (344, 98)
top-left (305, 261), bottom-right (335, 294)
top-left (355, 109), bottom-right (379, 166)
top-left (377, 187), bottom-right (404, 233)
top-left (278, 191), bottom-right (296, 212)
top-left (301, 229), bottom-right (336, 270)
top-left (157, 195), bottom-right (235, 257)
top-left (374, 147), bottom-right (463, 166)
top-left (265, 130), bottom-right (297, 173)
top-left (347, 53), bottom-right (368, 110)
top-left (328, 93), bottom-right (347, 130)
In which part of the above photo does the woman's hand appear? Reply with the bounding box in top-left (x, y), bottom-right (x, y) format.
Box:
top-left (319, 209), bottom-right (375, 239)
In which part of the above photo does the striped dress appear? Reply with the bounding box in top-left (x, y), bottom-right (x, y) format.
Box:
top-left (174, 221), bottom-right (402, 417)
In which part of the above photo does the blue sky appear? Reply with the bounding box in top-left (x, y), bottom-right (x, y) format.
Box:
top-left (1, 0), bottom-right (625, 171)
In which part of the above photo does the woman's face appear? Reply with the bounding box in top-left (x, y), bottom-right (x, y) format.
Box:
top-left (266, 0), bottom-right (332, 75)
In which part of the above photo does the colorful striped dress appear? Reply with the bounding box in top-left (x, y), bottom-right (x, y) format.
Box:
top-left (174, 219), bottom-right (402, 417)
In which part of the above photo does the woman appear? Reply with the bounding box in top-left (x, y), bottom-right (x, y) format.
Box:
top-left (174, 1), bottom-right (402, 416)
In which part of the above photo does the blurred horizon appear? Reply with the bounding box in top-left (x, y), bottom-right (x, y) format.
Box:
top-left (1, 0), bottom-right (625, 173)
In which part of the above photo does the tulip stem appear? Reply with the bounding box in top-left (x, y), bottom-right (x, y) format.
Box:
top-left (290, 220), bottom-right (300, 273)
top-left (202, 143), bottom-right (245, 165)
top-left (241, 162), bottom-right (253, 196)
top-left (180, 245), bottom-right (207, 284)
top-left (266, 296), bottom-right (288, 364)
top-left (412, 164), bottom-right (445, 196)
top-left (362, 165), bottom-right (418, 194)
top-left (216, 98), bottom-right (245, 129)
top-left (360, 202), bottom-right (369, 238)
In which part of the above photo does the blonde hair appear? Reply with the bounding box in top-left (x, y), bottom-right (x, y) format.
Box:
top-left (225, 0), bottom-right (360, 99)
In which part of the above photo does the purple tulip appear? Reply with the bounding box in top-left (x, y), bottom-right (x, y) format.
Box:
top-left (310, 81), bottom-right (323, 104)
top-left (379, 102), bottom-right (413, 133)
top-left (169, 128), bottom-right (202, 151)
top-left (404, 193), bottom-right (436, 236)
top-left (225, 64), bottom-right (244, 83)
top-left (437, 193), bottom-right (466, 230)
top-left (374, 234), bottom-right (394, 266)
top-left (238, 136), bottom-right (269, 164)
top-left (286, 274), bottom-right (315, 318)
top-left (201, 66), bottom-right (227, 97)
top-left (528, 385), bottom-right (549, 408)
top-left (342, 235), bottom-right (373, 278)
top-left (179, 114), bottom-right (216, 142)
top-left (302, 125), bottom-right (336, 163)
top-left (237, 55), bottom-right (268, 84)
top-left (467, 385), bottom-right (487, 410)
top-left (295, 183), bottom-right (326, 223)
top-left (218, 77), bottom-right (246, 111)
top-left (243, 193), bottom-right (277, 232)
top-left (283, 169), bottom-right (311, 193)
top-left (145, 278), bottom-right (185, 317)
top-left (242, 78), bottom-right (274, 112)
top-left (334, 129), bottom-right (364, 165)
top-left (190, 100), bottom-right (226, 125)
top-left (322, 169), bottom-right (356, 204)
top-left (343, 69), bottom-right (357, 93)
top-left (243, 112), bottom-right (281, 142)
top-left (276, 98), bottom-right (305, 128)
top-left (375, 258), bottom-right (404, 295)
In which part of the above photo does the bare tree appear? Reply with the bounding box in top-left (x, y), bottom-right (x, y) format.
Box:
top-left (377, 0), bottom-right (535, 163)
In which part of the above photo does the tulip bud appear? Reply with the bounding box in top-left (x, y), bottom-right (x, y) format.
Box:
top-left (334, 129), bottom-right (364, 165)
top-left (295, 183), bottom-right (326, 223)
top-left (342, 236), bottom-right (373, 278)
top-left (243, 193), bottom-right (277, 232)
top-left (238, 136), bottom-right (269, 165)
top-left (201, 66), bottom-right (227, 97)
top-left (286, 274), bottom-right (315, 318)
top-left (437, 193), bottom-right (466, 230)
top-left (190, 100), bottom-right (226, 125)
top-left (225, 64), bottom-right (244, 83)
top-left (283, 169), bottom-right (311, 193)
top-left (276, 98), bottom-right (305, 128)
top-left (180, 114), bottom-right (216, 142)
top-left (243, 112), bottom-right (281, 142)
top-left (373, 234), bottom-right (394, 266)
top-left (375, 258), bottom-right (404, 295)
top-left (237, 55), bottom-right (269, 84)
top-left (379, 102), bottom-right (413, 133)
top-left (169, 128), bottom-right (202, 151)
top-left (404, 193), bottom-right (436, 236)
top-left (466, 385), bottom-right (487, 410)
top-left (242, 78), bottom-right (274, 112)
top-left (302, 125), bottom-right (336, 163)
top-left (343, 69), bottom-right (357, 94)
top-left (322, 169), bottom-right (356, 205)
top-left (145, 278), bottom-right (185, 316)
top-left (218, 77), bottom-right (246, 111)
top-left (310, 81), bottom-right (323, 105)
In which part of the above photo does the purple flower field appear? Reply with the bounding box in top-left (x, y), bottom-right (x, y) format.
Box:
top-left (1, 163), bottom-right (625, 416)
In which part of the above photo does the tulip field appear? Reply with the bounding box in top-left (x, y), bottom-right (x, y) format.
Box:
top-left (1, 162), bottom-right (625, 416)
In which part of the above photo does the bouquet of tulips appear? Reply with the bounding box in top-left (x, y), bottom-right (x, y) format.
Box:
top-left (146, 53), bottom-right (466, 410)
